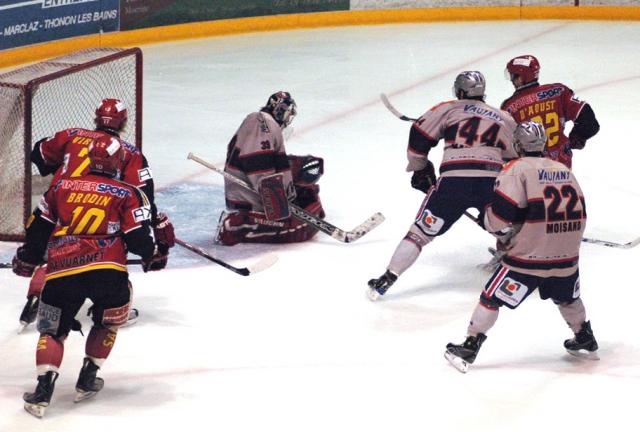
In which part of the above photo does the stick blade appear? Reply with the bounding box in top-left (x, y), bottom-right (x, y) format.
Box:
top-left (342, 212), bottom-right (386, 243)
top-left (246, 253), bottom-right (278, 275)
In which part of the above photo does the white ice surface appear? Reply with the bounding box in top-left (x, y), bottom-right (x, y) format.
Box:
top-left (1, 20), bottom-right (640, 431)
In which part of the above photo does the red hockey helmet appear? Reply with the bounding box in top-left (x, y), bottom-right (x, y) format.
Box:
top-left (505, 55), bottom-right (540, 87)
top-left (88, 135), bottom-right (125, 177)
top-left (95, 98), bottom-right (128, 131)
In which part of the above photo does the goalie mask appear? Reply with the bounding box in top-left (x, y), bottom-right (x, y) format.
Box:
top-left (263, 91), bottom-right (297, 128)
top-left (514, 121), bottom-right (547, 156)
top-left (88, 135), bottom-right (125, 177)
top-left (505, 55), bottom-right (540, 88)
top-left (95, 98), bottom-right (128, 131)
top-left (453, 71), bottom-right (486, 100)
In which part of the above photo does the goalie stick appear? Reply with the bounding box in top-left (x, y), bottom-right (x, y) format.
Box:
top-left (175, 238), bottom-right (277, 276)
top-left (381, 94), bottom-right (640, 251)
top-left (187, 153), bottom-right (385, 243)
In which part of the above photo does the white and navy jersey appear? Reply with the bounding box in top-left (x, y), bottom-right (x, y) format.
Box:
top-left (224, 111), bottom-right (294, 212)
top-left (408, 99), bottom-right (518, 178)
top-left (484, 156), bottom-right (586, 278)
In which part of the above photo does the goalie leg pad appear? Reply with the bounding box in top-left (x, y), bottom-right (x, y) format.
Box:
top-left (218, 200), bottom-right (325, 245)
top-left (259, 173), bottom-right (291, 221)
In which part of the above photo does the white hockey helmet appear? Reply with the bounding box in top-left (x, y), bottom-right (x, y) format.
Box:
top-left (453, 71), bottom-right (486, 100)
top-left (514, 121), bottom-right (547, 155)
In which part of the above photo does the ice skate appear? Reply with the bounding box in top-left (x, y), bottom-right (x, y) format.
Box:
top-left (120, 308), bottom-right (139, 328)
top-left (366, 270), bottom-right (398, 301)
top-left (74, 358), bottom-right (104, 402)
top-left (564, 321), bottom-right (599, 360)
top-left (18, 295), bottom-right (39, 333)
top-left (23, 371), bottom-right (58, 418)
top-left (444, 333), bottom-right (487, 373)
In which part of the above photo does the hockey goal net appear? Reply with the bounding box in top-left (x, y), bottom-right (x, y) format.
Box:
top-left (0, 47), bottom-right (142, 241)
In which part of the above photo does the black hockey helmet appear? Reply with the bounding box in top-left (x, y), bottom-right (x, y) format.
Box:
top-left (262, 91), bottom-right (297, 128)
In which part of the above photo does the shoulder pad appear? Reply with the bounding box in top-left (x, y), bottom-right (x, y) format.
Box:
top-left (428, 100), bottom-right (455, 112)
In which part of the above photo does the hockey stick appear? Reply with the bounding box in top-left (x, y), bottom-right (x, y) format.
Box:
top-left (380, 93), bottom-right (419, 122)
top-left (187, 153), bottom-right (385, 243)
top-left (0, 259), bottom-right (143, 269)
top-left (581, 236), bottom-right (640, 249)
top-left (175, 238), bottom-right (277, 275)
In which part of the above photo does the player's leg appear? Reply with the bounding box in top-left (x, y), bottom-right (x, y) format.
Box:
top-left (445, 266), bottom-right (537, 372)
top-left (541, 271), bottom-right (599, 359)
top-left (77, 270), bottom-right (131, 402)
top-left (368, 178), bottom-right (471, 300)
top-left (18, 265), bottom-right (47, 330)
top-left (23, 276), bottom-right (86, 417)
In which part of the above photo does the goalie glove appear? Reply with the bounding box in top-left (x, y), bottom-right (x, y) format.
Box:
top-left (259, 173), bottom-right (291, 221)
top-left (410, 161), bottom-right (437, 193)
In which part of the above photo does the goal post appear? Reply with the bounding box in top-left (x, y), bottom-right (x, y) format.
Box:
top-left (0, 47), bottom-right (143, 242)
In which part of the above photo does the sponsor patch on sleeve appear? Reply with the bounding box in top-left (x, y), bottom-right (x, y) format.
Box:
top-left (132, 206), bottom-right (152, 223)
top-left (138, 167), bottom-right (153, 182)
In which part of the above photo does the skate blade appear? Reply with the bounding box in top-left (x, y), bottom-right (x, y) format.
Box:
top-left (120, 309), bottom-right (139, 328)
top-left (366, 287), bottom-right (381, 302)
top-left (444, 351), bottom-right (469, 373)
top-left (24, 402), bottom-right (47, 418)
top-left (566, 349), bottom-right (600, 361)
top-left (17, 321), bottom-right (29, 334)
top-left (74, 390), bottom-right (100, 403)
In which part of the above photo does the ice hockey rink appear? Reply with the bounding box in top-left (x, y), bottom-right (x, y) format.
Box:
top-left (1, 18), bottom-right (639, 431)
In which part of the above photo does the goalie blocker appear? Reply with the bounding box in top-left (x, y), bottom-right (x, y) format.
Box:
top-left (216, 155), bottom-right (325, 245)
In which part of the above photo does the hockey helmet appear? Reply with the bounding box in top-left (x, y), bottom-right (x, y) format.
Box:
top-left (263, 91), bottom-right (297, 128)
top-left (453, 71), bottom-right (486, 100)
top-left (505, 55), bottom-right (540, 87)
top-left (95, 98), bottom-right (128, 131)
top-left (514, 121), bottom-right (547, 155)
top-left (88, 135), bottom-right (125, 177)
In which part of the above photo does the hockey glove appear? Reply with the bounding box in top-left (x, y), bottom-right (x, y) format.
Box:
top-left (410, 161), bottom-right (437, 193)
top-left (569, 133), bottom-right (586, 150)
top-left (153, 213), bottom-right (175, 249)
top-left (12, 246), bottom-right (39, 277)
top-left (142, 246), bottom-right (169, 272)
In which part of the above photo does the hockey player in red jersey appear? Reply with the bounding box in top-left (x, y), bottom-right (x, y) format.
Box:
top-left (19, 98), bottom-right (175, 330)
top-left (444, 121), bottom-right (599, 373)
top-left (215, 91), bottom-right (325, 245)
top-left (501, 54), bottom-right (600, 168)
top-left (367, 71), bottom-right (518, 300)
top-left (12, 135), bottom-right (164, 417)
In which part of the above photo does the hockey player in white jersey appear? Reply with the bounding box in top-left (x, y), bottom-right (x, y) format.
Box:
top-left (367, 71), bottom-right (518, 300)
top-left (444, 121), bottom-right (599, 373)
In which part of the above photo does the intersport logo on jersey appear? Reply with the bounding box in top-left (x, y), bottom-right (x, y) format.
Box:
top-left (42, 0), bottom-right (98, 8)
